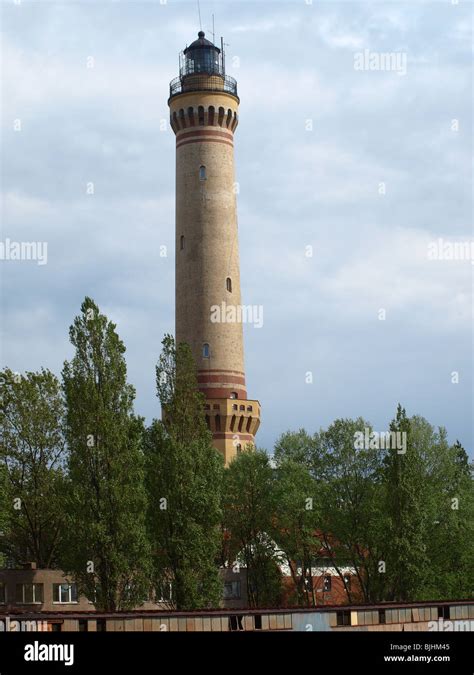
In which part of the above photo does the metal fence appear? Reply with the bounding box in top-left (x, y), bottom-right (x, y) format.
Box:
top-left (169, 74), bottom-right (238, 99)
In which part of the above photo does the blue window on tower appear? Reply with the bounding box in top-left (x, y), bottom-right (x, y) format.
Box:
top-left (199, 165), bottom-right (206, 181)
top-left (203, 343), bottom-right (210, 358)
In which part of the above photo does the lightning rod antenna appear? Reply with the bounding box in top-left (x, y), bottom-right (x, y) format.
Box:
top-left (197, 0), bottom-right (202, 31)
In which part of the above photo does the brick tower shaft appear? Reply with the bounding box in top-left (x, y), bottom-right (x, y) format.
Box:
top-left (168, 32), bottom-right (260, 464)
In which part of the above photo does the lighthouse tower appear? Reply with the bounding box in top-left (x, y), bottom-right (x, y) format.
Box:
top-left (168, 32), bottom-right (260, 465)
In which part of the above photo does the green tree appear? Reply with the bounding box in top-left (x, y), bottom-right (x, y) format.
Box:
top-left (274, 429), bottom-right (318, 470)
top-left (275, 412), bottom-right (473, 604)
top-left (315, 419), bottom-right (389, 604)
top-left (0, 368), bottom-right (66, 568)
top-left (270, 459), bottom-right (320, 606)
top-left (410, 428), bottom-right (474, 600)
top-left (382, 405), bottom-right (430, 601)
top-left (61, 298), bottom-right (150, 611)
top-left (223, 449), bottom-right (282, 607)
top-left (145, 335), bottom-right (223, 610)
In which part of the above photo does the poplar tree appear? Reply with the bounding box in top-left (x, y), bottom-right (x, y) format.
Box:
top-left (145, 335), bottom-right (223, 610)
top-left (61, 298), bottom-right (150, 611)
top-left (0, 368), bottom-right (66, 568)
top-left (383, 405), bottom-right (429, 601)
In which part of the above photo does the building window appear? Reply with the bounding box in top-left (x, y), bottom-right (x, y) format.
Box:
top-left (336, 610), bottom-right (351, 626)
top-left (215, 414), bottom-right (221, 432)
top-left (229, 615), bottom-right (244, 631)
top-left (53, 583), bottom-right (78, 604)
top-left (79, 619), bottom-right (88, 632)
top-left (203, 343), bottom-right (210, 358)
top-left (230, 392), bottom-right (238, 399)
top-left (50, 623), bottom-right (62, 632)
top-left (323, 575), bottom-right (332, 592)
top-left (97, 619), bottom-right (106, 632)
top-left (199, 165), bottom-right (206, 180)
top-left (236, 444), bottom-right (242, 455)
top-left (223, 581), bottom-right (241, 600)
top-left (438, 606), bottom-right (450, 620)
top-left (157, 582), bottom-right (172, 603)
top-left (226, 277), bottom-right (232, 292)
top-left (343, 575), bottom-right (351, 591)
top-left (0, 583), bottom-right (6, 604)
top-left (379, 609), bottom-right (386, 625)
top-left (15, 584), bottom-right (44, 604)
top-left (180, 235), bottom-right (185, 250)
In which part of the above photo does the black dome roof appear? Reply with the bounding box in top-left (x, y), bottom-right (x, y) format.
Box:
top-left (185, 31), bottom-right (220, 53)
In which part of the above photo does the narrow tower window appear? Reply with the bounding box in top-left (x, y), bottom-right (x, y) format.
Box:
top-left (218, 107), bottom-right (225, 126)
top-left (199, 165), bottom-right (206, 180)
top-left (230, 392), bottom-right (238, 399)
top-left (203, 343), bottom-right (210, 358)
top-left (198, 106), bottom-right (205, 125)
top-left (226, 277), bottom-right (232, 293)
top-left (180, 235), bottom-right (185, 250)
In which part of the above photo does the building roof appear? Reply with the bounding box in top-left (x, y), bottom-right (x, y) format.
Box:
top-left (185, 31), bottom-right (220, 53)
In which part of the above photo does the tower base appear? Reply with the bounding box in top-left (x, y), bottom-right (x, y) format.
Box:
top-left (203, 398), bottom-right (261, 465)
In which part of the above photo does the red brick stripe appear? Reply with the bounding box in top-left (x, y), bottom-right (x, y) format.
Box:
top-left (177, 128), bottom-right (234, 142)
top-left (197, 374), bottom-right (246, 385)
top-left (213, 433), bottom-right (254, 441)
top-left (198, 369), bottom-right (246, 376)
top-left (177, 137), bottom-right (233, 149)
top-left (199, 387), bottom-right (248, 399)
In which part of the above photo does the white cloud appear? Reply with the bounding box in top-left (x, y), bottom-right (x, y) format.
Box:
top-left (1, 0), bottom-right (472, 453)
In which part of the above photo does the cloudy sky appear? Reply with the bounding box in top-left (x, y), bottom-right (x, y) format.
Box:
top-left (1, 0), bottom-right (472, 454)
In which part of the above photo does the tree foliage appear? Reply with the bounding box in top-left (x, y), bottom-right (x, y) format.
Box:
top-left (61, 298), bottom-right (150, 611)
top-left (145, 335), bottom-right (223, 610)
top-left (0, 368), bottom-right (66, 568)
top-left (222, 449), bottom-right (283, 607)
